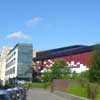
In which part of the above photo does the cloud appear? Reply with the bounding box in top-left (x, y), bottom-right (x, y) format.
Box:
top-left (26, 16), bottom-right (43, 27)
top-left (6, 32), bottom-right (31, 40)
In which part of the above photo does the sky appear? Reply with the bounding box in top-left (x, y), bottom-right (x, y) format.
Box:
top-left (0, 0), bottom-right (100, 50)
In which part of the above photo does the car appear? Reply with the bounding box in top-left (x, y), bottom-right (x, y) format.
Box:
top-left (6, 88), bottom-right (17, 100)
top-left (6, 87), bottom-right (26, 100)
top-left (17, 80), bottom-right (26, 85)
top-left (0, 90), bottom-right (10, 100)
top-left (18, 87), bottom-right (26, 100)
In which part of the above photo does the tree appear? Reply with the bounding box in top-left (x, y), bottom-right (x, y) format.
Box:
top-left (75, 70), bottom-right (89, 82)
top-left (41, 69), bottom-right (52, 82)
top-left (51, 60), bottom-right (70, 81)
top-left (42, 60), bottom-right (70, 82)
top-left (89, 47), bottom-right (100, 83)
top-left (71, 71), bottom-right (79, 80)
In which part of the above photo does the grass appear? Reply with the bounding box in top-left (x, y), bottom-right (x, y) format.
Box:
top-left (66, 83), bottom-right (88, 98)
top-left (96, 93), bottom-right (100, 100)
top-left (30, 83), bottom-right (45, 88)
top-left (66, 82), bottom-right (100, 100)
top-left (24, 82), bottom-right (50, 90)
top-left (24, 82), bottom-right (100, 100)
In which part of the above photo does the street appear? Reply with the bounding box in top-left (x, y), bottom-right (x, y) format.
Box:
top-left (26, 89), bottom-right (68, 100)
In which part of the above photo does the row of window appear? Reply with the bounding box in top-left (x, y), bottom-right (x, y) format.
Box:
top-left (7, 51), bottom-right (16, 61)
top-left (6, 67), bottom-right (15, 75)
top-left (6, 58), bottom-right (16, 68)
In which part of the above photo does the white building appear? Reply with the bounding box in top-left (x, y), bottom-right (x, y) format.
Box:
top-left (0, 47), bottom-right (11, 85)
top-left (6, 43), bottom-right (33, 84)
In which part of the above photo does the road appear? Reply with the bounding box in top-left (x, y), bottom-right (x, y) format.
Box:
top-left (26, 89), bottom-right (69, 100)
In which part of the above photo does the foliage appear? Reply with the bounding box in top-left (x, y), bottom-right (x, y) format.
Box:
top-left (50, 60), bottom-right (70, 80)
top-left (89, 47), bottom-right (100, 83)
top-left (66, 82), bottom-right (100, 100)
top-left (32, 69), bottom-right (39, 82)
top-left (42, 71), bottom-right (52, 82)
top-left (66, 83), bottom-right (88, 98)
top-left (41, 60), bottom-right (70, 82)
top-left (71, 70), bottom-right (89, 84)
top-left (78, 71), bottom-right (90, 87)
top-left (87, 83), bottom-right (99, 100)
top-left (79, 70), bottom-right (89, 80)
top-left (71, 71), bottom-right (79, 80)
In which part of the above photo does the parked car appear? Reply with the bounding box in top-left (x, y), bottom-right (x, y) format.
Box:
top-left (6, 86), bottom-right (26, 100)
top-left (13, 87), bottom-right (21, 100)
top-left (0, 90), bottom-right (10, 100)
top-left (17, 80), bottom-right (26, 85)
top-left (18, 87), bottom-right (27, 100)
top-left (6, 88), bottom-right (16, 100)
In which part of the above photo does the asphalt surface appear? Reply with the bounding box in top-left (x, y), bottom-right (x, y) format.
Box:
top-left (26, 89), bottom-right (68, 100)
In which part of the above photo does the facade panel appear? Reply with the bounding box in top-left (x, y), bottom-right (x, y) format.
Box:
top-left (6, 43), bottom-right (33, 82)
top-left (33, 45), bottom-right (95, 73)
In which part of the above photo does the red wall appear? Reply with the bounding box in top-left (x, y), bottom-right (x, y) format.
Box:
top-left (35, 51), bottom-right (92, 72)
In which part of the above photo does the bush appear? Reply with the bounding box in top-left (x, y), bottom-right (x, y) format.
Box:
top-left (66, 82), bottom-right (100, 100)
top-left (89, 47), bottom-right (100, 83)
top-left (87, 83), bottom-right (99, 100)
top-left (41, 60), bottom-right (70, 82)
top-left (41, 71), bottom-right (52, 82)
top-left (71, 71), bottom-right (80, 80)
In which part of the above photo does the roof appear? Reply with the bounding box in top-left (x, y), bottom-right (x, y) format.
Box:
top-left (33, 44), bottom-right (99, 61)
top-left (8, 43), bottom-right (32, 55)
top-left (0, 90), bottom-right (7, 95)
top-left (39, 45), bottom-right (87, 53)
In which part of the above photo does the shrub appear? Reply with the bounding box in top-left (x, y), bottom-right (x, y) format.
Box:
top-left (87, 83), bottom-right (99, 100)
top-left (71, 71), bottom-right (79, 80)
top-left (41, 60), bottom-right (70, 82)
top-left (89, 47), bottom-right (100, 83)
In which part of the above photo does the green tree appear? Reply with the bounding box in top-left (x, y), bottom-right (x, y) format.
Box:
top-left (71, 71), bottom-right (79, 80)
top-left (42, 60), bottom-right (70, 82)
top-left (89, 47), bottom-right (100, 83)
top-left (80, 71), bottom-right (89, 80)
top-left (42, 71), bottom-right (52, 82)
top-left (50, 60), bottom-right (70, 81)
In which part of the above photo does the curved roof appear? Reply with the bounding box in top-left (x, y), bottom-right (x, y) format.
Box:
top-left (34, 45), bottom-right (92, 61)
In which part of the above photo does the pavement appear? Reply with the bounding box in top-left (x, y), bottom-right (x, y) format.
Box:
top-left (26, 89), bottom-right (69, 100)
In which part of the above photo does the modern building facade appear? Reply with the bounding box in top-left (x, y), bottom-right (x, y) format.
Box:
top-left (33, 44), bottom-right (98, 73)
top-left (6, 43), bottom-right (33, 83)
top-left (0, 47), bottom-right (11, 85)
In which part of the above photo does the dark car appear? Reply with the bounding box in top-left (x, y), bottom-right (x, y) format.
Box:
top-left (0, 90), bottom-right (10, 100)
top-left (13, 87), bottom-right (21, 99)
top-left (18, 87), bottom-right (27, 100)
top-left (6, 87), bottom-right (26, 100)
top-left (6, 88), bottom-right (17, 100)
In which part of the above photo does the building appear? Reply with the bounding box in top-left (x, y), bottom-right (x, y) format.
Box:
top-left (0, 47), bottom-right (11, 85)
top-left (32, 50), bottom-right (39, 71)
top-left (33, 44), bottom-right (98, 73)
top-left (6, 43), bottom-right (33, 84)
top-left (33, 50), bottom-right (38, 58)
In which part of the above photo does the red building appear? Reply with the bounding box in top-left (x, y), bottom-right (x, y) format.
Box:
top-left (33, 44), bottom-right (98, 73)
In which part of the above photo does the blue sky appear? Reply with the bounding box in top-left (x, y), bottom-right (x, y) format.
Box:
top-left (0, 0), bottom-right (100, 50)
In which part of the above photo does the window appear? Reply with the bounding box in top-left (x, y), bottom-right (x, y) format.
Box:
top-left (13, 67), bottom-right (15, 73)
